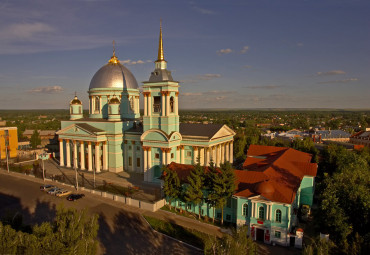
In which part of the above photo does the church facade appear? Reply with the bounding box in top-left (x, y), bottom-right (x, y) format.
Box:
top-left (57, 25), bottom-right (235, 183)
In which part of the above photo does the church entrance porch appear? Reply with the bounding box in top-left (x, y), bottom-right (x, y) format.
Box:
top-left (256, 228), bottom-right (265, 242)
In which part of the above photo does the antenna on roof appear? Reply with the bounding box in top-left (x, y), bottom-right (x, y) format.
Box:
top-left (112, 40), bottom-right (116, 57)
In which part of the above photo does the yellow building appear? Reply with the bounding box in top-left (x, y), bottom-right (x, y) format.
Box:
top-left (0, 127), bottom-right (18, 160)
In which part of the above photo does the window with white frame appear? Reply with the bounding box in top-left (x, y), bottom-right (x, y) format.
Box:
top-left (259, 206), bottom-right (265, 220)
top-left (275, 231), bottom-right (281, 238)
top-left (242, 204), bottom-right (248, 216)
top-left (276, 209), bottom-right (282, 223)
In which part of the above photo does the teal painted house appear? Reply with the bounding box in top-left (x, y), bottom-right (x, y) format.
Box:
top-left (57, 24), bottom-right (235, 183)
top-left (166, 145), bottom-right (317, 247)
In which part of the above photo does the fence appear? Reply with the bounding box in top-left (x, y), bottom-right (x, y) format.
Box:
top-left (1, 163), bottom-right (165, 212)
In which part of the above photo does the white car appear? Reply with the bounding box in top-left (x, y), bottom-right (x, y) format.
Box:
top-left (47, 187), bottom-right (61, 195)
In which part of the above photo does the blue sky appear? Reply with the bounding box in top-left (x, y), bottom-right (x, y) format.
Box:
top-left (0, 0), bottom-right (369, 109)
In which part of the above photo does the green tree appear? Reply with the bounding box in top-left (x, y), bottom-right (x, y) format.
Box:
top-left (204, 226), bottom-right (256, 255)
top-left (184, 161), bottom-right (205, 219)
top-left (0, 205), bottom-right (99, 255)
top-left (162, 166), bottom-right (181, 211)
top-left (30, 130), bottom-right (41, 149)
top-left (206, 162), bottom-right (236, 225)
top-left (291, 137), bottom-right (319, 163)
top-left (302, 237), bottom-right (335, 255)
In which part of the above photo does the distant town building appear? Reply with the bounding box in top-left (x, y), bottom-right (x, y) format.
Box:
top-left (0, 120), bottom-right (6, 127)
top-left (0, 127), bottom-right (18, 159)
top-left (350, 128), bottom-right (370, 147)
top-left (312, 130), bottom-right (351, 143)
top-left (23, 130), bottom-right (57, 147)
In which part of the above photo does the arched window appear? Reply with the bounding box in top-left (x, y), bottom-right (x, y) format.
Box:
top-left (70, 106), bottom-right (72, 114)
top-left (79, 106), bottom-right (82, 114)
top-left (259, 206), bottom-right (265, 220)
top-left (108, 106), bottom-right (112, 115)
top-left (95, 97), bottom-right (100, 111)
top-left (242, 204), bottom-right (248, 216)
top-left (170, 96), bottom-right (174, 113)
top-left (276, 209), bottom-right (282, 223)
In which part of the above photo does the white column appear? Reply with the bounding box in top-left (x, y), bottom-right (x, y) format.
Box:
top-left (95, 142), bottom-right (101, 173)
top-left (176, 147), bottom-right (180, 163)
top-left (143, 148), bottom-right (148, 181)
top-left (66, 140), bottom-right (71, 167)
top-left (225, 142), bottom-right (229, 162)
top-left (217, 145), bottom-right (221, 167)
top-left (148, 94), bottom-right (152, 117)
top-left (80, 141), bottom-right (85, 170)
top-left (59, 139), bottom-right (64, 166)
top-left (103, 141), bottom-right (108, 171)
top-left (255, 202), bottom-right (258, 218)
top-left (166, 149), bottom-right (171, 164)
top-left (199, 147), bottom-right (204, 166)
top-left (161, 93), bottom-right (165, 116)
top-left (161, 148), bottom-right (166, 165)
top-left (206, 147), bottom-right (210, 166)
top-left (221, 143), bottom-right (225, 164)
top-left (180, 146), bottom-right (185, 164)
top-left (73, 141), bottom-right (78, 168)
top-left (88, 142), bottom-right (92, 171)
top-left (99, 96), bottom-right (102, 114)
top-left (230, 141), bottom-right (234, 163)
top-left (147, 148), bottom-right (152, 181)
top-left (144, 95), bottom-right (147, 116)
top-left (270, 204), bottom-right (273, 221)
top-left (91, 97), bottom-right (95, 114)
top-left (193, 147), bottom-right (198, 164)
top-left (166, 93), bottom-right (170, 116)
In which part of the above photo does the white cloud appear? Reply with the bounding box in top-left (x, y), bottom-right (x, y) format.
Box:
top-left (217, 48), bottom-right (232, 55)
top-left (28, 85), bottom-right (64, 93)
top-left (316, 70), bottom-right (346, 76)
top-left (121, 59), bottom-right (151, 65)
top-left (297, 42), bottom-right (304, 47)
top-left (240, 46), bottom-right (249, 54)
top-left (2, 22), bottom-right (54, 40)
top-left (317, 78), bottom-right (358, 84)
top-left (193, 6), bottom-right (216, 15)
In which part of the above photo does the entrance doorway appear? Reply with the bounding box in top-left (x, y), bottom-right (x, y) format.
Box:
top-left (256, 228), bottom-right (264, 242)
top-left (290, 236), bottom-right (295, 247)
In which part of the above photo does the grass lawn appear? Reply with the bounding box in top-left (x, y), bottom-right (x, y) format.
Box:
top-left (95, 184), bottom-right (136, 196)
top-left (161, 204), bottom-right (234, 228)
top-left (143, 215), bottom-right (212, 250)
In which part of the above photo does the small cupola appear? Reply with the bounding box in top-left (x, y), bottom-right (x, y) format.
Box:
top-left (108, 95), bottom-right (121, 121)
top-left (70, 94), bottom-right (83, 120)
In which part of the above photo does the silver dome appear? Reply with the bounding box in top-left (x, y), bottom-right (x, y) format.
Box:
top-left (89, 62), bottom-right (138, 90)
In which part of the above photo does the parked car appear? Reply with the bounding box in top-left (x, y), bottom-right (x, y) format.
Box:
top-left (66, 194), bottom-right (85, 201)
top-left (55, 190), bottom-right (72, 197)
top-left (40, 184), bottom-right (55, 191)
top-left (47, 187), bottom-right (61, 195)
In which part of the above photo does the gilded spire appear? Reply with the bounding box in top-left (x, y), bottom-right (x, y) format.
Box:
top-left (157, 19), bottom-right (165, 62)
top-left (109, 40), bottom-right (120, 64)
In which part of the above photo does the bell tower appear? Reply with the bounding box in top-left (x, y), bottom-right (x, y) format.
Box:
top-left (142, 21), bottom-right (179, 134)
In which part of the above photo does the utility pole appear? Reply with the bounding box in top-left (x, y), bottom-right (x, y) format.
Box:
top-left (74, 163), bottom-right (79, 190)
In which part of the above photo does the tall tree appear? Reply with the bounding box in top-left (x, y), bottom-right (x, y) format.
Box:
top-left (162, 166), bottom-right (181, 211)
top-left (30, 130), bottom-right (41, 149)
top-left (205, 160), bottom-right (220, 223)
top-left (184, 161), bottom-right (205, 219)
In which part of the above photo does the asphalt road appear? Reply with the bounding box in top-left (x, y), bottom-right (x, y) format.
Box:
top-left (0, 172), bottom-right (202, 255)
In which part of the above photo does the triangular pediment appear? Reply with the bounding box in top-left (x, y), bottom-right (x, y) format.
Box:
top-left (210, 125), bottom-right (236, 140)
top-left (249, 195), bottom-right (271, 202)
top-left (57, 123), bottom-right (105, 137)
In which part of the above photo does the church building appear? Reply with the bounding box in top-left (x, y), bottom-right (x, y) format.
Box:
top-left (57, 24), bottom-right (235, 183)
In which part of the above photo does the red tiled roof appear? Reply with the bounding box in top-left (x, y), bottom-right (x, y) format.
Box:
top-left (236, 145), bottom-right (317, 204)
top-left (164, 145), bottom-right (317, 205)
